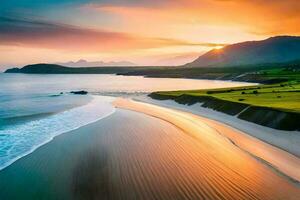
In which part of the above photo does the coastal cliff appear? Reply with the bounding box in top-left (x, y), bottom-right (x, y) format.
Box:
top-left (149, 93), bottom-right (300, 131)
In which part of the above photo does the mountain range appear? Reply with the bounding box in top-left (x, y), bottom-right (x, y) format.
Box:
top-left (5, 36), bottom-right (300, 74)
top-left (57, 59), bottom-right (136, 67)
top-left (186, 36), bottom-right (300, 67)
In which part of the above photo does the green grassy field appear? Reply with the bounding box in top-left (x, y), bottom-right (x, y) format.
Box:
top-left (150, 67), bottom-right (300, 130)
top-left (119, 63), bottom-right (300, 83)
top-left (258, 67), bottom-right (300, 80)
top-left (153, 81), bottom-right (300, 113)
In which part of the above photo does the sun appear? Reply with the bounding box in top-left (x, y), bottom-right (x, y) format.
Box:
top-left (214, 45), bottom-right (224, 50)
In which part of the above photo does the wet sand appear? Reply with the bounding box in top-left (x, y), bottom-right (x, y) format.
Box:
top-left (117, 98), bottom-right (300, 183)
top-left (136, 95), bottom-right (300, 157)
top-left (0, 104), bottom-right (299, 199)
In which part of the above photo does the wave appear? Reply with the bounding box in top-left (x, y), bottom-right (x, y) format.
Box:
top-left (0, 96), bottom-right (116, 171)
top-left (0, 112), bottom-right (56, 128)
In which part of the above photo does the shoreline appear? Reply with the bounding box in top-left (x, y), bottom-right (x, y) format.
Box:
top-left (137, 95), bottom-right (300, 157)
top-left (149, 88), bottom-right (300, 132)
top-left (2, 94), bottom-right (299, 183)
top-left (1, 104), bottom-right (299, 199)
top-left (114, 98), bottom-right (300, 184)
top-left (0, 95), bottom-right (116, 171)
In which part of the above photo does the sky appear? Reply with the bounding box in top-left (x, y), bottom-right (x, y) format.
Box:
top-left (0, 0), bottom-right (300, 69)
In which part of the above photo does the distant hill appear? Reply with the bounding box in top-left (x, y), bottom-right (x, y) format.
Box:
top-left (186, 36), bottom-right (300, 67)
top-left (57, 59), bottom-right (136, 67)
top-left (5, 64), bottom-right (69, 73)
top-left (4, 63), bottom-right (143, 74)
top-left (5, 61), bottom-right (300, 84)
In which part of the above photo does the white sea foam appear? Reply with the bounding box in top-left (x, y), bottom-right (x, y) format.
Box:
top-left (0, 95), bottom-right (116, 171)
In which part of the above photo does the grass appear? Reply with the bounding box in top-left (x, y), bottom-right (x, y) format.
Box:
top-left (258, 67), bottom-right (300, 80)
top-left (153, 81), bottom-right (300, 113)
top-left (149, 67), bottom-right (300, 130)
top-left (120, 63), bottom-right (300, 83)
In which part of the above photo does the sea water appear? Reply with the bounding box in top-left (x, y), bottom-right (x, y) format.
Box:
top-left (0, 73), bottom-right (253, 170)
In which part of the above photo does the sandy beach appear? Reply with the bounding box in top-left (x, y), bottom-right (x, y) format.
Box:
top-left (0, 98), bottom-right (299, 199)
top-left (2, 0), bottom-right (300, 199)
top-left (116, 98), bottom-right (300, 181)
top-left (137, 96), bottom-right (300, 157)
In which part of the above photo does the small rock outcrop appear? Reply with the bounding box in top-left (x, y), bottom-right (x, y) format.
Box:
top-left (70, 91), bottom-right (88, 95)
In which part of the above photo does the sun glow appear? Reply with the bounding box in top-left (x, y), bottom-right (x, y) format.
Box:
top-left (1, 0), bottom-right (299, 68)
top-left (214, 46), bottom-right (224, 50)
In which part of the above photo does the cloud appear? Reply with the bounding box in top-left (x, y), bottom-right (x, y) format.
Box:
top-left (0, 17), bottom-right (225, 52)
top-left (1, 0), bottom-right (299, 68)
top-left (0, 0), bottom-right (174, 12)
top-left (87, 0), bottom-right (300, 38)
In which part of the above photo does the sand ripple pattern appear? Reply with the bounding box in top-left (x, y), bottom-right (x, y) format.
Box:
top-left (101, 110), bottom-right (300, 200)
top-left (0, 108), bottom-right (299, 199)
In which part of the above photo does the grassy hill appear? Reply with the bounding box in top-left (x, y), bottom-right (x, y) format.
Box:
top-left (119, 62), bottom-right (300, 83)
top-left (151, 81), bottom-right (300, 113)
top-left (150, 79), bottom-right (300, 131)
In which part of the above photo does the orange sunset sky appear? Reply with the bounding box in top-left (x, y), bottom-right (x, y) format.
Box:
top-left (0, 0), bottom-right (300, 69)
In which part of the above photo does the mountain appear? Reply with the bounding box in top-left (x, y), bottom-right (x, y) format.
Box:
top-left (186, 36), bottom-right (300, 67)
top-left (4, 63), bottom-right (143, 74)
top-left (4, 64), bottom-right (68, 73)
top-left (57, 59), bottom-right (136, 67)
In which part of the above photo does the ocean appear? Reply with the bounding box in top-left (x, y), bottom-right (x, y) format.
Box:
top-left (0, 73), bottom-right (252, 170)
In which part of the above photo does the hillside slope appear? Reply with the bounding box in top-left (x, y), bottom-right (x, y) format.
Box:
top-left (4, 63), bottom-right (144, 74)
top-left (186, 36), bottom-right (300, 67)
top-left (149, 81), bottom-right (300, 131)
